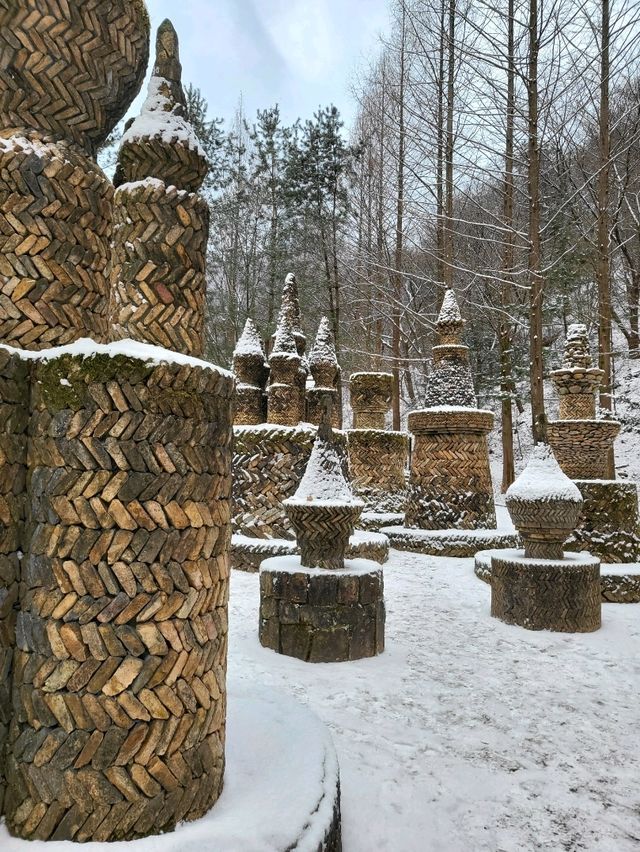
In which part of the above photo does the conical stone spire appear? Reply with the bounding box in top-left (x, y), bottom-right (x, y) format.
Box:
top-left (309, 316), bottom-right (338, 387)
top-left (116, 19), bottom-right (208, 192)
top-left (435, 288), bottom-right (465, 345)
top-left (424, 288), bottom-right (477, 408)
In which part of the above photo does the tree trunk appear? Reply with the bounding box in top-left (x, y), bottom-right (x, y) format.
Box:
top-left (392, 2), bottom-right (407, 431)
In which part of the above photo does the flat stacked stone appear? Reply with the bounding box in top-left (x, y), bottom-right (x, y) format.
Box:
top-left (491, 444), bottom-right (601, 633)
top-left (566, 480), bottom-right (640, 563)
top-left (2, 346), bottom-right (234, 841)
top-left (0, 1), bottom-right (150, 350)
top-left (0, 349), bottom-right (29, 815)
top-left (267, 314), bottom-right (302, 427)
top-left (347, 371), bottom-right (408, 515)
top-left (259, 417), bottom-right (385, 663)
top-left (232, 319), bottom-right (267, 426)
top-left (109, 21), bottom-right (209, 357)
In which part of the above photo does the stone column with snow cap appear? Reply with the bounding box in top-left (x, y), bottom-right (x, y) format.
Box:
top-left (232, 318), bottom-right (268, 425)
top-left (0, 0), bottom-right (150, 349)
top-left (272, 273), bottom-right (308, 423)
top-left (109, 20), bottom-right (210, 357)
top-left (306, 317), bottom-right (340, 427)
top-left (350, 372), bottom-right (393, 429)
top-left (267, 312), bottom-right (303, 426)
top-left (405, 288), bottom-right (496, 530)
top-left (259, 413), bottom-right (385, 662)
top-left (491, 444), bottom-right (601, 632)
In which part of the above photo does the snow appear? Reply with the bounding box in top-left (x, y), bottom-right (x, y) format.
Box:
top-left (261, 555), bottom-right (382, 577)
top-left (506, 443), bottom-right (582, 503)
top-left (0, 135), bottom-right (53, 157)
top-left (309, 317), bottom-right (338, 368)
top-left (228, 549), bottom-right (640, 850)
top-left (116, 177), bottom-right (188, 197)
top-left (437, 287), bottom-right (463, 325)
top-left (233, 318), bottom-right (265, 359)
top-left (121, 76), bottom-right (206, 158)
top-left (0, 338), bottom-right (233, 379)
top-left (285, 434), bottom-right (362, 507)
top-left (349, 371), bottom-right (393, 380)
top-left (0, 680), bottom-right (338, 852)
top-left (420, 405), bottom-right (494, 415)
top-left (234, 422), bottom-right (316, 436)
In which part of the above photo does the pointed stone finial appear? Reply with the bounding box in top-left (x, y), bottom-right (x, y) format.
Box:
top-left (116, 21), bottom-right (208, 191)
top-left (234, 317), bottom-right (265, 361)
top-left (154, 19), bottom-right (185, 108)
top-left (271, 312), bottom-right (298, 357)
top-left (277, 273), bottom-right (305, 355)
top-left (435, 288), bottom-right (465, 344)
top-left (309, 317), bottom-right (338, 386)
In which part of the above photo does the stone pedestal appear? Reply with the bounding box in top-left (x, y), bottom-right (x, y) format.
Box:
top-left (347, 430), bottom-right (408, 513)
top-left (259, 558), bottom-right (385, 663)
top-left (548, 420), bottom-right (620, 480)
top-left (406, 409), bottom-right (495, 529)
top-left (491, 551), bottom-right (601, 632)
top-left (1, 346), bottom-right (234, 841)
top-left (349, 373), bottom-right (392, 429)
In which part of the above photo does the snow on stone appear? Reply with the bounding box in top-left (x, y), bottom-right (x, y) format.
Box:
top-left (228, 551), bottom-right (640, 850)
top-left (286, 434), bottom-right (362, 507)
top-left (260, 554), bottom-right (381, 577)
top-left (271, 313), bottom-right (299, 359)
top-left (507, 443), bottom-right (582, 503)
top-left (116, 176), bottom-right (188, 197)
top-left (0, 338), bottom-right (233, 379)
top-left (437, 287), bottom-right (463, 324)
top-left (233, 318), bottom-right (265, 361)
top-left (309, 316), bottom-right (338, 368)
top-left (121, 76), bottom-right (206, 158)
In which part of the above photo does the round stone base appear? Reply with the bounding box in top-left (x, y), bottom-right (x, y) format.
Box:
top-left (0, 681), bottom-right (341, 852)
top-left (259, 556), bottom-right (385, 662)
top-left (232, 530), bottom-right (389, 572)
top-left (382, 525), bottom-right (520, 557)
top-left (491, 549), bottom-right (601, 632)
top-left (476, 549), bottom-right (640, 603)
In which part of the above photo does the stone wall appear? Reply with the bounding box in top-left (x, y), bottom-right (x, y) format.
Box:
top-left (1, 349), bottom-right (234, 841)
top-left (566, 480), bottom-right (640, 563)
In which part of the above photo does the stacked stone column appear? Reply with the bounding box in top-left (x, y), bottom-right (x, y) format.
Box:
top-left (406, 290), bottom-right (496, 530)
top-left (259, 418), bottom-right (384, 663)
top-left (109, 20), bottom-right (209, 357)
top-left (0, 2), bottom-right (149, 349)
top-left (548, 324), bottom-right (640, 563)
top-left (491, 444), bottom-right (601, 633)
top-left (267, 314), bottom-right (303, 427)
top-left (306, 317), bottom-right (340, 427)
top-left (347, 373), bottom-right (408, 515)
top-left (232, 319), bottom-right (267, 426)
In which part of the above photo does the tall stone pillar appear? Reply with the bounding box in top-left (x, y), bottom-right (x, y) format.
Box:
top-left (0, 2), bottom-right (149, 349)
top-left (232, 318), bottom-right (267, 426)
top-left (406, 289), bottom-right (496, 529)
top-left (306, 317), bottom-right (340, 427)
top-left (267, 314), bottom-right (303, 426)
top-left (109, 20), bottom-right (209, 357)
top-left (271, 274), bottom-right (308, 423)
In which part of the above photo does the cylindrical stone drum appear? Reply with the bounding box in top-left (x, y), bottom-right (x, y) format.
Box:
top-left (347, 430), bottom-right (408, 513)
top-left (406, 409), bottom-right (495, 530)
top-left (491, 550), bottom-right (601, 633)
top-left (109, 180), bottom-right (209, 357)
top-left (5, 350), bottom-right (234, 841)
top-left (349, 373), bottom-right (392, 430)
top-left (548, 420), bottom-right (620, 480)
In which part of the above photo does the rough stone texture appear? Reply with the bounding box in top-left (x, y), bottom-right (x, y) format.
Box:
top-left (285, 505), bottom-right (362, 571)
top-left (259, 561), bottom-right (385, 663)
top-left (0, 350), bottom-right (29, 816)
top-left (349, 373), bottom-right (392, 430)
top-left (268, 274), bottom-right (307, 425)
top-left (0, 1), bottom-right (150, 154)
top-left (232, 425), bottom-right (349, 541)
top-left (307, 317), bottom-right (340, 429)
top-left (0, 0), bottom-right (149, 351)
top-left (565, 480), bottom-right (640, 563)
top-left (475, 548), bottom-right (640, 603)
top-left (3, 352), bottom-right (234, 841)
top-left (548, 420), bottom-right (621, 480)
top-left (109, 23), bottom-right (209, 357)
top-left (424, 345), bottom-right (477, 409)
top-left (109, 181), bottom-right (209, 356)
top-left (347, 430), bottom-right (408, 513)
top-left (491, 551), bottom-right (601, 632)
top-left (231, 320), bottom-right (268, 427)
top-left (382, 526), bottom-right (519, 558)
top-left (406, 409), bottom-right (496, 530)
top-left (230, 532), bottom-right (389, 572)
top-left (359, 512), bottom-right (405, 532)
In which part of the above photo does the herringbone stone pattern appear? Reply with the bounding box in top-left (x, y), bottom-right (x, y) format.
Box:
top-left (109, 182), bottom-right (208, 357)
top-left (4, 353), bottom-right (234, 841)
top-left (406, 430), bottom-right (496, 530)
top-left (286, 504), bottom-right (362, 571)
top-left (491, 553), bottom-right (601, 633)
top-left (117, 139), bottom-right (207, 197)
top-left (0, 1), bottom-right (149, 152)
top-left (0, 138), bottom-right (113, 349)
top-left (566, 479), bottom-right (640, 563)
top-left (347, 430), bottom-right (408, 513)
top-left (0, 349), bottom-right (29, 816)
top-left (349, 373), bottom-right (392, 430)
top-left (233, 426), bottom-right (315, 540)
top-left (548, 420), bottom-right (621, 480)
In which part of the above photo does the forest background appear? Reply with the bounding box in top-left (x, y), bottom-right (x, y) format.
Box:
top-left (100, 0), bottom-right (640, 491)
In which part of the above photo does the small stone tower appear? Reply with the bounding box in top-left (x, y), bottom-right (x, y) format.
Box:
top-left (233, 318), bottom-right (268, 425)
top-left (307, 317), bottom-right (340, 426)
top-left (406, 288), bottom-right (496, 529)
top-left (267, 312), bottom-right (303, 426)
top-left (109, 20), bottom-right (210, 356)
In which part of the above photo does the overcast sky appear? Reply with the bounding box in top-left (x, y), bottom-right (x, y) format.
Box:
top-left (134, 0), bottom-right (390, 133)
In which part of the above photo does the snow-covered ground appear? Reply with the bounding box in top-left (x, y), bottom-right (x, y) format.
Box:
top-left (229, 550), bottom-right (640, 851)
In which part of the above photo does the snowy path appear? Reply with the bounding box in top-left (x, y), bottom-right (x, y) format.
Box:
top-left (228, 551), bottom-right (640, 852)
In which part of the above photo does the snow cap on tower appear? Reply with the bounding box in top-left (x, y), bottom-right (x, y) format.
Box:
top-left (309, 316), bottom-right (338, 374)
top-left (435, 287), bottom-right (465, 344)
top-left (233, 317), bottom-right (265, 361)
